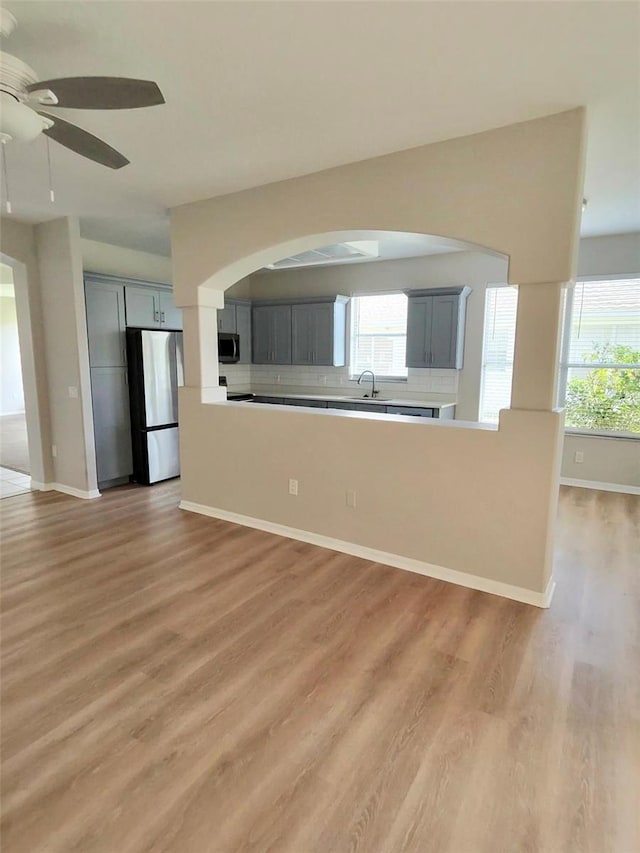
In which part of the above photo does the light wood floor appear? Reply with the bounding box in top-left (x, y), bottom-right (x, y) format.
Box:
top-left (1, 483), bottom-right (638, 853)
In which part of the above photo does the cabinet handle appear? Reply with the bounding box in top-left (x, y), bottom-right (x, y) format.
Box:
top-left (161, 311), bottom-right (165, 323)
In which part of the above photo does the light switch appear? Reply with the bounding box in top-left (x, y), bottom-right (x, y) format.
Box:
top-left (68, 386), bottom-right (79, 398)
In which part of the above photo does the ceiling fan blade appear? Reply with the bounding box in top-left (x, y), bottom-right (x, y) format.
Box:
top-left (39, 112), bottom-right (129, 169)
top-left (27, 77), bottom-right (165, 110)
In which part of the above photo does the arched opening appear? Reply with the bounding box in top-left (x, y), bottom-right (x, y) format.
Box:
top-left (190, 229), bottom-right (508, 424)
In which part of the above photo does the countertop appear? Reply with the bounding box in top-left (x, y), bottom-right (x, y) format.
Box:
top-left (230, 392), bottom-right (456, 409)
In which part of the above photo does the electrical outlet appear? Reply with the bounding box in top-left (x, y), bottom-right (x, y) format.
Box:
top-left (346, 489), bottom-right (357, 508)
top-left (276, 374), bottom-right (281, 384)
top-left (68, 385), bottom-right (78, 399)
top-left (288, 478), bottom-right (298, 496)
top-left (51, 444), bottom-right (57, 458)
top-left (574, 450), bottom-right (584, 463)
top-left (318, 375), bottom-right (327, 386)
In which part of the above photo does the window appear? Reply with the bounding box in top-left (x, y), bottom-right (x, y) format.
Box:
top-left (349, 293), bottom-right (408, 378)
top-left (479, 279), bottom-right (640, 435)
top-left (559, 278), bottom-right (640, 435)
top-left (479, 286), bottom-right (518, 423)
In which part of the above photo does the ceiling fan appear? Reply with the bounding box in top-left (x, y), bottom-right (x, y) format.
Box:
top-left (0, 8), bottom-right (164, 169)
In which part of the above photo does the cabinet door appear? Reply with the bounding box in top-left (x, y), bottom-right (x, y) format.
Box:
top-left (406, 296), bottom-right (432, 368)
top-left (251, 306), bottom-right (272, 363)
top-left (385, 405), bottom-right (434, 417)
top-left (310, 304), bottom-right (334, 365)
top-left (218, 303), bottom-right (237, 333)
top-left (159, 291), bottom-right (183, 330)
top-left (272, 305), bottom-right (292, 364)
top-left (283, 398), bottom-right (328, 408)
top-left (85, 281), bottom-right (127, 367)
top-left (125, 286), bottom-right (159, 328)
top-left (291, 305), bottom-right (314, 364)
top-left (90, 366), bottom-right (132, 484)
top-left (235, 303), bottom-right (252, 364)
top-left (430, 295), bottom-right (458, 368)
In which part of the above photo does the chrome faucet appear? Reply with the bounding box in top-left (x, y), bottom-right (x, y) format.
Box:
top-left (357, 369), bottom-right (378, 398)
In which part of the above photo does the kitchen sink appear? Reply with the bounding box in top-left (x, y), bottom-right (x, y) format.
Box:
top-left (344, 396), bottom-right (388, 402)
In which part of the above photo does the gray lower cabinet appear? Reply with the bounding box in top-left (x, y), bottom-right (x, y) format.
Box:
top-left (90, 367), bottom-right (132, 486)
top-left (385, 405), bottom-right (434, 417)
top-left (327, 401), bottom-right (383, 413)
top-left (252, 396), bottom-right (449, 417)
top-left (405, 287), bottom-right (470, 369)
top-left (85, 278), bottom-right (127, 368)
top-left (252, 304), bottom-right (292, 364)
top-left (125, 285), bottom-right (182, 330)
top-left (283, 398), bottom-right (328, 408)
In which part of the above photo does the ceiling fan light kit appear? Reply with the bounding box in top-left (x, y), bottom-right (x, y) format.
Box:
top-left (0, 91), bottom-right (53, 142)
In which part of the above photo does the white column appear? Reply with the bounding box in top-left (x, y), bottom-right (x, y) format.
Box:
top-left (181, 287), bottom-right (227, 403)
top-left (511, 281), bottom-right (564, 411)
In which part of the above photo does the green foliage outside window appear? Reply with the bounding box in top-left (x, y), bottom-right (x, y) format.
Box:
top-left (564, 344), bottom-right (640, 433)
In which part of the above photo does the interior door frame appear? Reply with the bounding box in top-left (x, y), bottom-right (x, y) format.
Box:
top-left (0, 252), bottom-right (45, 487)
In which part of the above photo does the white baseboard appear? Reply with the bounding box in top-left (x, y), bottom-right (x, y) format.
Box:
top-left (180, 500), bottom-right (555, 609)
top-left (560, 477), bottom-right (640, 496)
top-left (33, 482), bottom-right (101, 500)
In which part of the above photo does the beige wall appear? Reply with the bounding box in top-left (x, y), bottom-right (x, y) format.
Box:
top-left (180, 392), bottom-right (563, 595)
top-left (81, 238), bottom-right (173, 284)
top-left (36, 219), bottom-right (98, 494)
top-left (172, 108), bottom-right (586, 296)
top-left (171, 110), bottom-right (587, 601)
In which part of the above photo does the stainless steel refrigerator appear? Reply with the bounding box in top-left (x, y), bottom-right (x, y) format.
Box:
top-left (126, 328), bottom-right (184, 485)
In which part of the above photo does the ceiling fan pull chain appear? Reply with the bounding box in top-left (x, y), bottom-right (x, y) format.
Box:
top-left (1, 142), bottom-right (11, 213)
top-left (46, 136), bottom-right (55, 202)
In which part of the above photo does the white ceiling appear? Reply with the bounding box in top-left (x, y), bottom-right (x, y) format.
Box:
top-left (2, 0), bottom-right (639, 258)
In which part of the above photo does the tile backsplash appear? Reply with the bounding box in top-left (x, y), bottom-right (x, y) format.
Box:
top-left (221, 362), bottom-right (458, 402)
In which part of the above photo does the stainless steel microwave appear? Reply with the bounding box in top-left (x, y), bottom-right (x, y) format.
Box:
top-left (218, 332), bottom-right (240, 363)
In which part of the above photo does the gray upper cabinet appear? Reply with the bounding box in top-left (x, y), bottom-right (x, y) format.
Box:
top-left (158, 291), bottom-right (183, 330)
top-left (125, 285), bottom-right (159, 328)
top-left (125, 284), bottom-right (182, 330)
top-left (85, 278), bottom-right (127, 367)
top-left (217, 303), bottom-right (237, 334)
top-left (252, 304), bottom-right (292, 364)
top-left (405, 287), bottom-right (470, 369)
top-left (218, 299), bottom-right (252, 363)
top-left (235, 303), bottom-right (252, 364)
top-left (255, 296), bottom-right (348, 366)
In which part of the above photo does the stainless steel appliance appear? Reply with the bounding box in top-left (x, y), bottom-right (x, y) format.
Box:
top-left (126, 328), bottom-right (183, 484)
top-left (218, 332), bottom-right (240, 363)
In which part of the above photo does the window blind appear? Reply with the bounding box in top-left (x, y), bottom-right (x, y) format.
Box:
top-left (560, 278), bottom-right (640, 434)
top-left (350, 293), bottom-right (408, 378)
top-left (479, 286), bottom-right (518, 423)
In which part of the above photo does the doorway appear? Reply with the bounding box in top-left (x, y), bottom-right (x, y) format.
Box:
top-left (0, 263), bottom-right (32, 498)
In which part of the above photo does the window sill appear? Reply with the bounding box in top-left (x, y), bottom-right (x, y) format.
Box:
top-left (564, 428), bottom-right (639, 441)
